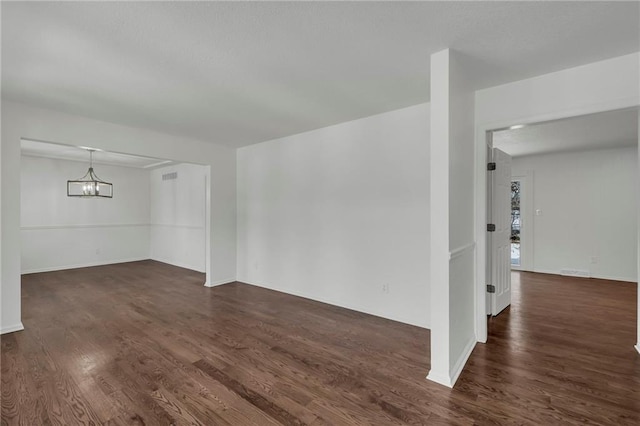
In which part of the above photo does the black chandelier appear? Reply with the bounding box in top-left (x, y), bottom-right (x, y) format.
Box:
top-left (67, 149), bottom-right (113, 198)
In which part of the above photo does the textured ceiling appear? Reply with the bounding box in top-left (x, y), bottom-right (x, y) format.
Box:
top-left (21, 139), bottom-right (173, 169)
top-left (2, 2), bottom-right (639, 148)
top-left (492, 108), bottom-right (639, 158)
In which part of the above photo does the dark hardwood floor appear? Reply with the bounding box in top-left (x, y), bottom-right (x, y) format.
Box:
top-left (2, 261), bottom-right (639, 425)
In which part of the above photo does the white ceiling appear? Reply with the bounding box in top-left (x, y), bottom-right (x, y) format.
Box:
top-left (21, 139), bottom-right (173, 169)
top-left (2, 2), bottom-right (639, 149)
top-left (492, 108), bottom-right (639, 158)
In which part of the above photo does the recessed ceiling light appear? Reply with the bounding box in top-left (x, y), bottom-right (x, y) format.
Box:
top-left (509, 124), bottom-right (525, 130)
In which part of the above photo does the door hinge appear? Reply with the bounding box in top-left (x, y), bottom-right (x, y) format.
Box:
top-left (487, 224), bottom-right (496, 232)
top-left (487, 284), bottom-right (496, 293)
top-left (487, 162), bottom-right (496, 171)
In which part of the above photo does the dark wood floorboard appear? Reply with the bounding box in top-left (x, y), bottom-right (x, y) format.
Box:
top-left (1, 261), bottom-right (638, 425)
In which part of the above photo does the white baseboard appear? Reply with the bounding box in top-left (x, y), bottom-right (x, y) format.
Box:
top-left (533, 269), bottom-right (636, 283)
top-left (21, 257), bottom-right (150, 274)
top-left (204, 278), bottom-right (236, 287)
top-left (449, 337), bottom-right (476, 386)
top-left (590, 274), bottom-right (637, 283)
top-left (426, 336), bottom-right (476, 389)
top-left (426, 370), bottom-right (454, 388)
top-left (1, 322), bottom-right (24, 335)
top-left (237, 278), bottom-right (430, 329)
top-left (149, 257), bottom-right (205, 273)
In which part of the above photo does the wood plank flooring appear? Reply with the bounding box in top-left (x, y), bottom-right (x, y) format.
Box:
top-left (2, 261), bottom-right (639, 425)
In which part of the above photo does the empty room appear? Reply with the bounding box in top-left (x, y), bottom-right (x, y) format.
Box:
top-left (1, 2), bottom-right (639, 425)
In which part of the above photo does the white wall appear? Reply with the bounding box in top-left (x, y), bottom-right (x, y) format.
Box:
top-left (150, 163), bottom-right (207, 272)
top-left (237, 103), bottom-right (430, 328)
top-left (0, 107), bottom-right (3, 332)
top-left (513, 146), bottom-right (638, 282)
top-left (476, 53), bottom-right (640, 128)
top-left (2, 100), bottom-right (236, 334)
top-left (21, 156), bottom-right (150, 273)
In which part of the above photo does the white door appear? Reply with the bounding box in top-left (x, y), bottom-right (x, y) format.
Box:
top-left (491, 148), bottom-right (512, 316)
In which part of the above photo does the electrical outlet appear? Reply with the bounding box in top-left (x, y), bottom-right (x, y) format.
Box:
top-left (95, 248), bottom-right (101, 255)
top-left (382, 284), bottom-right (390, 294)
top-left (590, 256), bottom-right (599, 264)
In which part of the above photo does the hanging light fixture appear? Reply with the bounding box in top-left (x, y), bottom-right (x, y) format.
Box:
top-left (67, 149), bottom-right (113, 198)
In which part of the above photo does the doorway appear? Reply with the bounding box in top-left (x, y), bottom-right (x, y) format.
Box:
top-left (485, 108), bottom-right (638, 324)
top-left (19, 139), bottom-right (212, 281)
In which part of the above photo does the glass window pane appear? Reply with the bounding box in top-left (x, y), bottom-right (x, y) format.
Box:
top-left (511, 180), bottom-right (521, 266)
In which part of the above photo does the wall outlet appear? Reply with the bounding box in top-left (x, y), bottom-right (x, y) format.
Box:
top-left (382, 284), bottom-right (390, 294)
top-left (95, 248), bottom-right (101, 255)
top-left (590, 256), bottom-right (599, 264)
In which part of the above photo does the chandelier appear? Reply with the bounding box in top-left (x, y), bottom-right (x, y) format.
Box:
top-left (67, 149), bottom-right (113, 198)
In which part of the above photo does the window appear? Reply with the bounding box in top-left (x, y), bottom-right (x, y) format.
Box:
top-left (511, 180), bottom-right (521, 266)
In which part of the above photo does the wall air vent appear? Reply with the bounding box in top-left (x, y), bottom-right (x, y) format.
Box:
top-left (560, 269), bottom-right (591, 278)
top-left (162, 172), bottom-right (178, 181)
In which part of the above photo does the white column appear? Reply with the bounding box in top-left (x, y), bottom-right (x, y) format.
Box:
top-left (427, 49), bottom-right (451, 386)
top-left (1, 114), bottom-right (25, 334)
top-left (427, 49), bottom-right (477, 387)
top-left (636, 108), bottom-right (640, 355)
